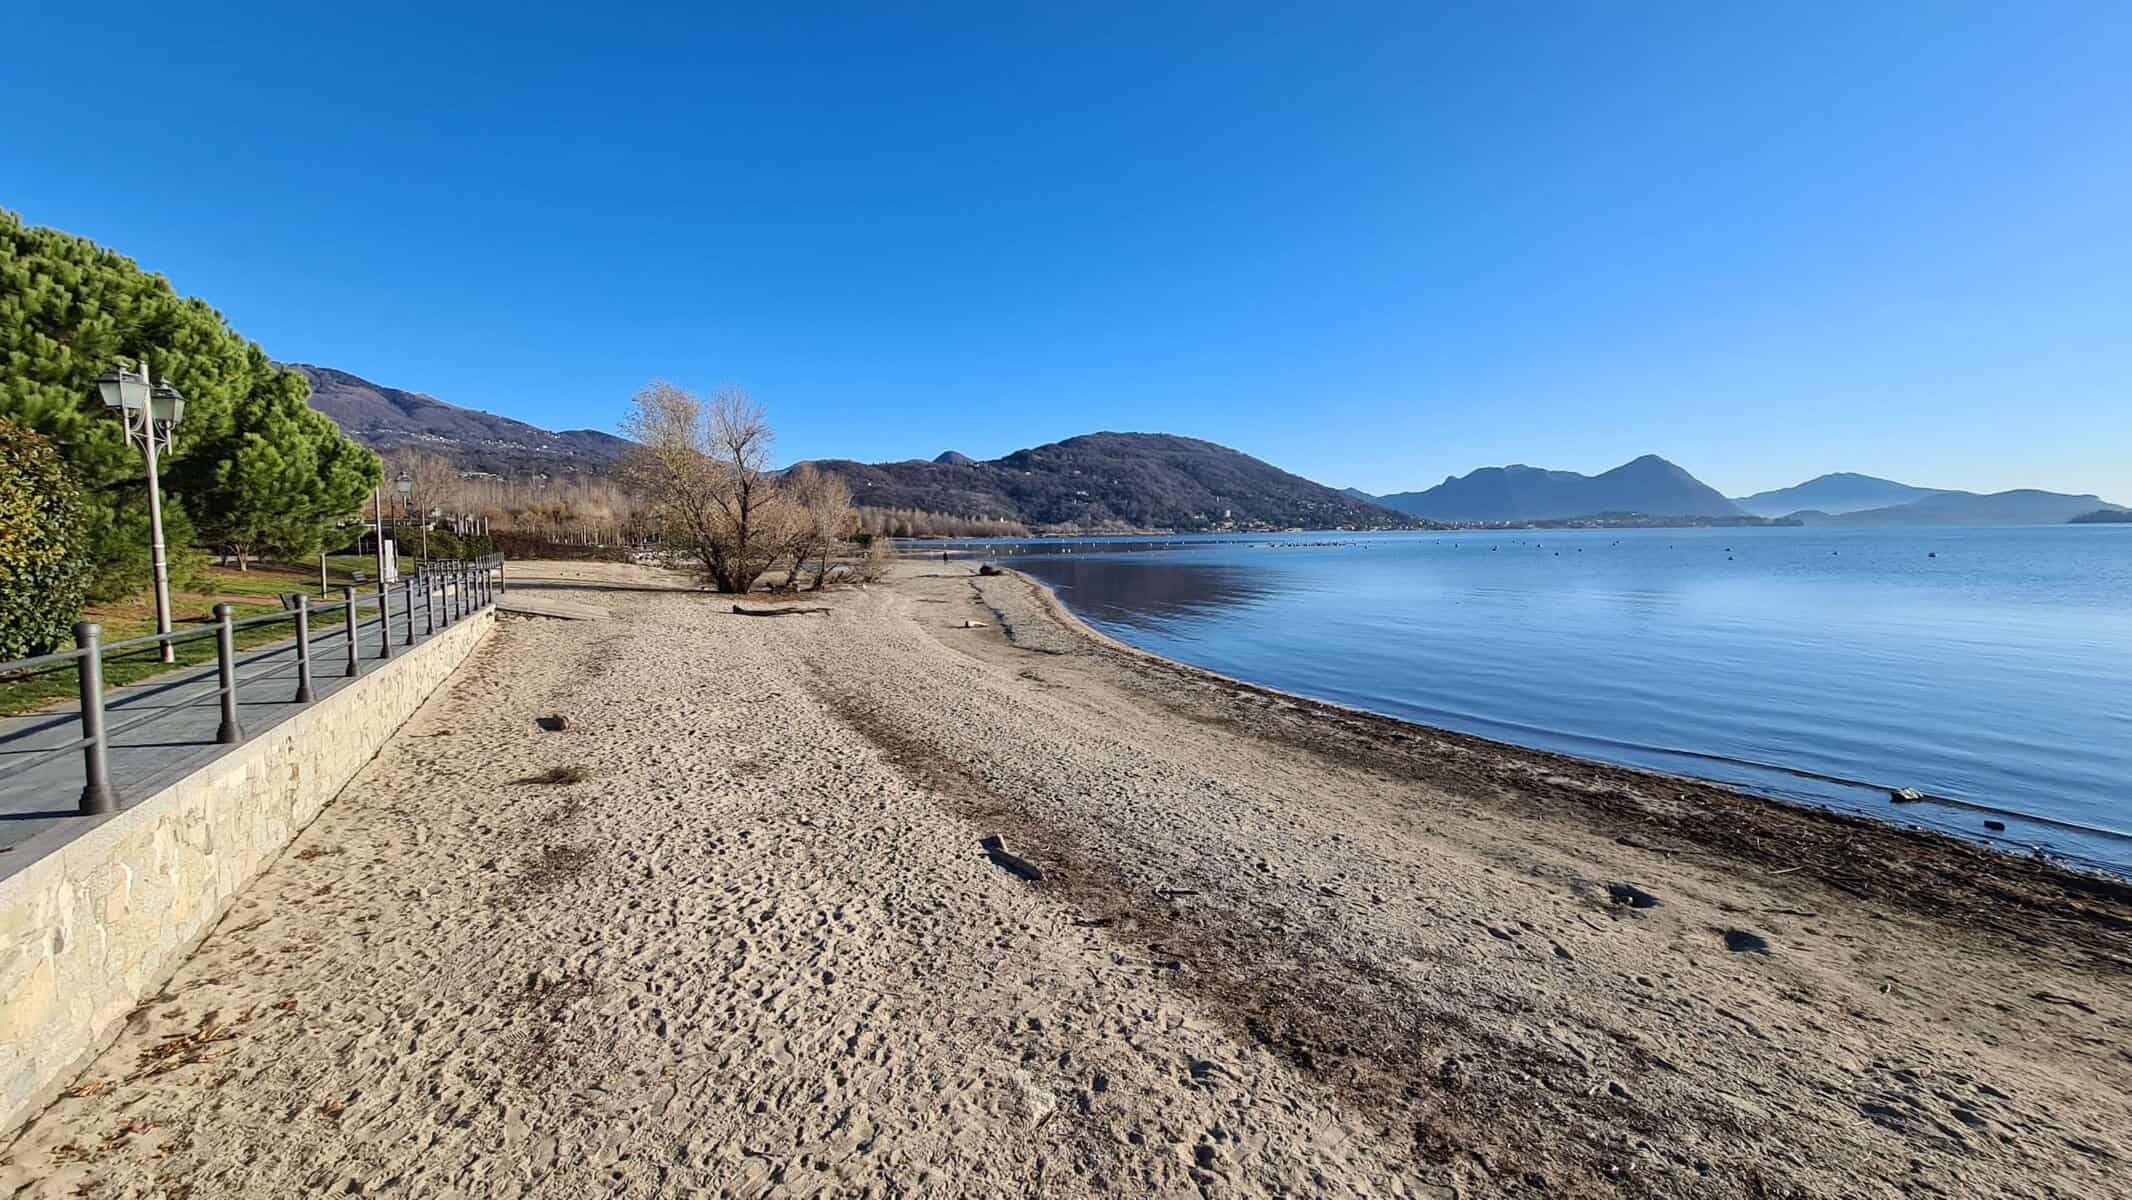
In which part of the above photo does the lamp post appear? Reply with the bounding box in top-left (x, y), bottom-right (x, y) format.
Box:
top-left (371, 483), bottom-right (386, 584)
top-left (395, 472), bottom-right (414, 562)
top-left (94, 359), bottom-right (184, 664)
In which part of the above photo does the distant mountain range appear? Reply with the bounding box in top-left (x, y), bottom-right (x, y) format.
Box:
top-left (1352, 459), bottom-right (2124, 528)
top-left (293, 365), bottom-right (630, 477)
top-left (1366, 455), bottom-right (1739, 522)
top-left (1797, 489), bottom-right (2126, 527)
top-left (289, 365), bottom-right (2122, 529)
top-left (1731, 473), bottom-right (1949, 517)
top-left (805, 433), bottom-right (1418, 531)
top-left (291, 367), bottom-right (1406, 528)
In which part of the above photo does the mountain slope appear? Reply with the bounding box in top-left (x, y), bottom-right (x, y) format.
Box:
top-left (1376, 455), bottom-right (1740, 522)
top-left (1733, 473), bottom-right (1948, 517)
top-left (1812, 489), bottom-right (2127, 527)
top-left (294, 365), bottom-right (631, 476)
top-left (806, 433), bottom-right (1418, 530)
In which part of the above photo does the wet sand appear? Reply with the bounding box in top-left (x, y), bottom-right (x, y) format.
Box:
top-left (5, 559), bottom-right (2127, 1197)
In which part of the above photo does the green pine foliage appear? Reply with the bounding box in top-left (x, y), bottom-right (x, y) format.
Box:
top-left (172, 344), bottom-right (379, 566)
top-left (0, 419), bottom-right (91, 658)
top-left (0, 208), bottom-right (379, 595)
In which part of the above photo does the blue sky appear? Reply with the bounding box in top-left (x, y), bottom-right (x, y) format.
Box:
top-left (6, 2), bottom-right (2128, 500)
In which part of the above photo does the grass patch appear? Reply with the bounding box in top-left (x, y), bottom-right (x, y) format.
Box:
top-left (515, 764), bottom-right (590, 785)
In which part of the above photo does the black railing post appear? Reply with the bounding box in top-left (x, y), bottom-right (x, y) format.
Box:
top-left (425, 573), bottom-right (436, 635)
top-left (344, 586), bottom-right (361, 677)
top-left (293, 593), bottom-right (316, 702)
top-left (75, 622), bottom-right (117, 814)
top-left (376, 578), bottom-right (393, 660)
top-left (213, 604), bottom-right (243, 744)
top-left (402, 578), bottom-right (416, 646)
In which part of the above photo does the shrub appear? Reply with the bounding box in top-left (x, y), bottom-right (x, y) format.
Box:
top-left (0, 419), bottom-right (91, 658)
top-left (859, 535), bottom-right (895, 583)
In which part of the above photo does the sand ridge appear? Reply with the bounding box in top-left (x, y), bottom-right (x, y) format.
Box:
top-left (3, 559), bottom-right (2126, 1197)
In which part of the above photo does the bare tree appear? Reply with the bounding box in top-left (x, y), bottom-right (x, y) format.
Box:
top-left (620, 383), bottom-right (787, 593)
top-left (380, 448), bottom-right (645, 546)
top-left (778, 465), bottom-right (859, 591)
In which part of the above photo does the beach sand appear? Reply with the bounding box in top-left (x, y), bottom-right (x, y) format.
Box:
top-left (5, 559), bottom-right (2127, 1197)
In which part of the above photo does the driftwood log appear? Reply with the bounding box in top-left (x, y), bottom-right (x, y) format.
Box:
top-left (731, 605), bottom-right (831, 617)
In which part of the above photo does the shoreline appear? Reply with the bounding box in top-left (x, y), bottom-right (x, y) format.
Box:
top-left (996, 564), bottom-right (2132, 920)
top-left (976, 539), bottom-right (2132, 878)
top-left (8, 559), bottom-right (2126, 1197)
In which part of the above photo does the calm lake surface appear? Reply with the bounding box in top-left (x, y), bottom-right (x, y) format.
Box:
top-left (954, 527), bottom-right (2132, 874)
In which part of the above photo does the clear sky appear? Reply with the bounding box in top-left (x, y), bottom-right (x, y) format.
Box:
top-left (6, 2), bottom-right (2128, 500)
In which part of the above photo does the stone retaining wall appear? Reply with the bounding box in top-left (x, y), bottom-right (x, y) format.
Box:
top-left (0, 610), bottom-right (494, 1134)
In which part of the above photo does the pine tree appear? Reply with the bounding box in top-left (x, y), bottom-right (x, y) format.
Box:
top-left (0, 209), bottom-right (379, 592)
top-left (175, 346), bottom-right (379, 567)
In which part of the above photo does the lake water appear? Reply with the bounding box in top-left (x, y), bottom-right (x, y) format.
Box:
top-left (949, 527), bottom-right (2132, 875)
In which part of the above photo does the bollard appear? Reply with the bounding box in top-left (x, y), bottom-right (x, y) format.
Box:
top-left (402, 578), bottom-right (416, 646)
top-left (213, 604), bottom-right (243, 744)
top-left (344, 586), bottom-right (361, 677)
top-left (424, 573), bottom-right (436, 636)
top-left (376, 578), bottom-right (393, 659)
top-left (74, 622), bottom-right (117, 814)
top-left (293, 594), bottom-right (316, 702)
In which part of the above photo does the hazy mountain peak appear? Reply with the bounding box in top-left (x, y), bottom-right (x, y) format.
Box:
top-left (1731, 472), bottom-right (1947, 517)
top-left (1376, 455), bottom-right (1738, 523)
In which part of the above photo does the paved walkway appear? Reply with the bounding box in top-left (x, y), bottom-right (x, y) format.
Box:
top-left (0, 581), bottom-right (486, 872)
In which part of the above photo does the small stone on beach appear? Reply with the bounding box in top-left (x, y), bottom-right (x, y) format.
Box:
top-left (978, 834), bottom-right (1046, 882)
top-left (1722, 929), bottom-right (1772, 954)
top-left (1606, 882), bottom-right (1662, 909)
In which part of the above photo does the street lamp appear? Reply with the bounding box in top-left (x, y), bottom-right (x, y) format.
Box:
top-left (394, 472), bottom-right (415, 565)
top-left (371, 480), bottom-right (387, 584)
top-left (94, 359), bottom-right (184, 663)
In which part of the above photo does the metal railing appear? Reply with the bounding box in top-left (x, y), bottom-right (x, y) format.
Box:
top-left (0, 560), bottom-right (502, 818)
top-left (415, 552), bottom-right (505, 585)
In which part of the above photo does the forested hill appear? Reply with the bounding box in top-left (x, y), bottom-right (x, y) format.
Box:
top-left (804, 433), bottom-right (1419, 531)
top-left (294, 365), bottom-right (630, 477)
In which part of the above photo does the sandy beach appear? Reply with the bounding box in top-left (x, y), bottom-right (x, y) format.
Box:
top-left (5, 559), bottom-right (2127, 1198)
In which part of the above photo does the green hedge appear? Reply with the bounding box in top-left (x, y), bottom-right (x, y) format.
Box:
top-left (0, 419), bottom-right (90, 659)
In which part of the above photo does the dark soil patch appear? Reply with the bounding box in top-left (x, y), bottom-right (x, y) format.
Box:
top-left (807, 682), bottom-right (1746, 1195)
